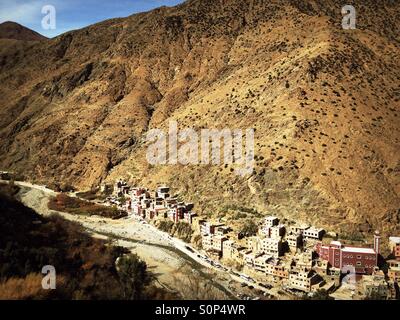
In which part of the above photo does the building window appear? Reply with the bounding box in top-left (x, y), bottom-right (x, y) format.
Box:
top-left (357, 255), bottom-right (361, 259)
top-left (356, 262), bottom-right (362, 266)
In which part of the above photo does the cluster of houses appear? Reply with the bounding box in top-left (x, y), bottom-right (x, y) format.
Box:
top-left (196, 215), bottom-right (400, 299)
top-left (112, 179), bottom-right (197, 225)
top-left (197, 216), bottom-right (327, 293)
top-left (106, 180), bottom-right (400, 299)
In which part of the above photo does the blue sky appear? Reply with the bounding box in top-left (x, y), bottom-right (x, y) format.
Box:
top-left (0, 0), bottom-right (185, 38)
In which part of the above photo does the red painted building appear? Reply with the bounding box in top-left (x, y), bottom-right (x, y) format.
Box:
top-left (168, 206), bottom-right (186, 223)
top-left (316, 237), bottom-right (379, 275)
top-left (131, 187), bottom-right (147, 197)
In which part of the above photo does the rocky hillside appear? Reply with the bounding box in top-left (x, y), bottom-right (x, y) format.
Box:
top-left (0, 0), bottom-right (399, 238)
top-left (0, 21), bottom-right (47, 41)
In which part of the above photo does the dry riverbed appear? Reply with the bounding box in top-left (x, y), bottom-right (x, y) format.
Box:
top-left (17, 185), bottom-right (236, 299)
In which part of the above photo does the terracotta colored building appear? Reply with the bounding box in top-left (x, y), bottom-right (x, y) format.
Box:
top-left (315, 237), bottom-right (379, 275)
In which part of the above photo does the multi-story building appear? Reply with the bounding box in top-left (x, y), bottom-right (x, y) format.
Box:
top-left (264, 216), bottom-right (279, 228)
top-left (215, 225), bottom-right (231, 236)
top-left (222, 240), bottom-right (246, 263)
top-left (202, 234), bottom-right (227, 256)
top-left (184, 212), bottom-right (197, 225)
top-left (152, 197), bottom-right (167, 211)
top-left (165, 197), bottom-right (178, 207)
top-left (260, 219), bottom-right (283, 238)
top-left (274, 264), bottom-right (289, 279)
top-left (287, 269), bottom-right (322, 292)
top-left (287, 232), bottom-right (303, 251)
top-left (130, 187), bottom-right (148, 198)
top-left (290, 224), bottom-right (310, 236)
top-left (387, 260), bottom-right (400, 283)
top-left (156, 186), bottom-right (170, 199)
top-left (389, 237), bottom-right (400, 259)
top-left (246, 236), bottom-right (260, 252)
top-left (212, 235), bottom-right (228, 252)
top-left (244, 251), bottom-right (257, 268)
top-left (270, 225), bottom-right (286, 239)
top-left (315, 238), bottom-right (379, 275)
top-left (259, 237), bottom-right (284, 257)
top-left (314, 259), bottom-right (329, 275)
top-left (200, 221), bottom-right (224, 236)
top-left (265, 262), bottom-right (275, 276)
top-left (254, 254), bottom-right (272, 273)
top-left (114, 179), bottom-right (129, 197)
top-left (202, 234), bottom-right (213, 251)
top-left (295, 251), bottom-right (314, 270)
top-left (167, 205), bottom-right (186, 223)
top-left (303, 227), bottom-right (325, 241)
top-left (246, 236), bottom-right (285, 258)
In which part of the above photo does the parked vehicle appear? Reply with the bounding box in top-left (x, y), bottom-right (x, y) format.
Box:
top-left (185, 246), bottom-right (194, 253)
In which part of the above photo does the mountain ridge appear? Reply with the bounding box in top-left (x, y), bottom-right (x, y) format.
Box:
top-left (0, 0), bottom-right (399, 238)
top-left (0, 21), bottom-right (48, 41)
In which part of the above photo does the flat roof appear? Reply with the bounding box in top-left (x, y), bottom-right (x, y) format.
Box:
top-left (307, 227), bottom-right (325, 231)
top-left (387, 259), bottom-right (400, 264)
top-left (342, 247), bottom-right (375, 254)
top-left (389, 237), bottom-right (400, 244)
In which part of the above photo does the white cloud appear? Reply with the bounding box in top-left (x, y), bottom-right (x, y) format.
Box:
top-left (0, 0), bottom-right (42, 24)
top-left (0, 0), bottom-right (66, 25)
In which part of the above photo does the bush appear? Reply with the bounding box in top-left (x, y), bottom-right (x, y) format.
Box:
top-left (0, 188), bottom-right (172, 300)
top-left (117, 254), bottom-right (152, 300)
top-left (241, 219), bottom-right (258, 236)
top-left (155, 220), bottom-right (193, 243)
top-left (48, 194), bottom-right (127, 219)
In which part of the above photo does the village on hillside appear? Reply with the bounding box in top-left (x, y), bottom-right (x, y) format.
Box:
top-left (102, 179), bottom-right (400, 300)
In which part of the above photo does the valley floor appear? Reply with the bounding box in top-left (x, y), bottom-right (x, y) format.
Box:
top-left (14, 182), bottom-right (263, 300)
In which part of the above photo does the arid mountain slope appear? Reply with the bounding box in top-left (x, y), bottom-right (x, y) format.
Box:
top-left (0, 0), bottom-right (399, 237)
top-left (0, 21), bottom-right (47, 41)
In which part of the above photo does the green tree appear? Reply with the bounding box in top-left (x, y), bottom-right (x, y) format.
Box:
top-left (117, 254), bottom-right (152, 300)
top-left (241, 219), bottom-right (258, 236)
top-left (308, 289), bottom-right (334, 300)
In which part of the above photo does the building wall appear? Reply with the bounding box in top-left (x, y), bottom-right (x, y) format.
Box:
top-left (303, 228), bottom-right (324, 240)
top-left (341, 252), bottom-right (377, 274)
top-left (395, 245), bottom-right (400, 259)
top-left (316, 242), bottom-right (377, 274)
top-left (288, 273), bottom-right (312, 292)
top-left (274, 266), bottom-right (289, 279)
top-left (222, 242), bottom-right (233, 260)
top-left (202, 235), bottom-right (213, 250)
top-left (259, 238), bottom-right (282, 257)
top-left (388, 269), bottom-right (400, 283)
top-left (265, 217), bottom-right (279, 228)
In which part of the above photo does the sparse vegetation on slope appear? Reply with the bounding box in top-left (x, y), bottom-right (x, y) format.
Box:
top-left (48, 194), bottom-right (127, 219)
top-left (154, 220), bottom-right (194, 243)
top-left (0, 0), bottom-right (399, 238)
